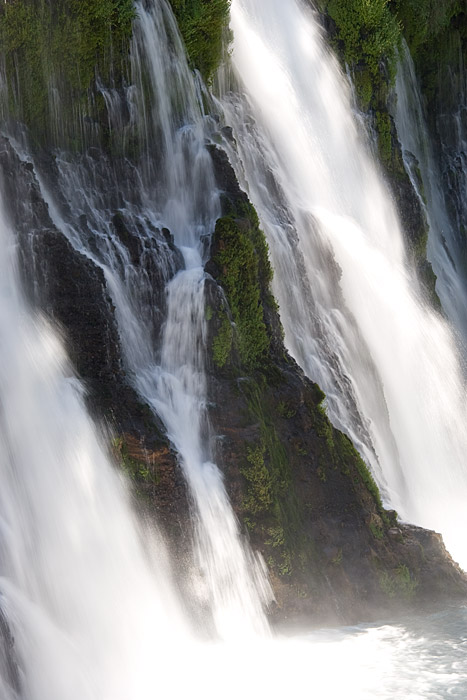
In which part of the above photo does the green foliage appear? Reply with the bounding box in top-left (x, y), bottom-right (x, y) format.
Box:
top-left (241, 444), bottom-right (273, 515)
top-left (375, 110), bottom-right (392, 165)
top-left (112, 436), bottom-right (159, 485)
top-left (391, 0), bottom-right (461, 54)
top-left (168, 0), bottom-right (231, 81)
top-left (370, 521), bottom-right (384, 540)
top-left (325, 0), bottom-right (400, 79)
top-left (212, 313), bottom-right (233, 368)
top-left (354, 66), bottom-right (374, 111)
top-left (277, 400), bottom-right (296, 418)
top-left (379, 564), bottom-right (418, 599)
top-left (212, 213), bottom-right (271, 371)
top-left (0, 0), bottom-right (135, 143)
top-left (238, 377), bottom-right (300, 576)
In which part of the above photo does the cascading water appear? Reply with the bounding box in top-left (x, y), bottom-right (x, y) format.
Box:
top-left (0, 183), bottom-right (194, 698)
top-left (14, 0), bottom-right (271, 639)
top-left (218, 0), bottom-right (467, 568)
top-left (2, 0), bottom-right (467, 696)
top-left (394, 42), bottom-right (467, 346)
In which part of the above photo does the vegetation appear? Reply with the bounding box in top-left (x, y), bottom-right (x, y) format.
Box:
top-left (211, 203), bottom-right (273, 371)
top-left (168, 0), bottom-right (231, 81)
top-left (326, 0), bottom-right (400, 76)
top-left (0, 0), bottom-right (134, 144)
top-left (391, 0), bottom-right (466, 102)
top-left (379, 564), bottom-right (418, 600)
top-left (239, 377), bottom-right (299, 577)
top-left (112, 435), bottom-right (159, 485)
top-left (391, 0), bottom-right (462, 55)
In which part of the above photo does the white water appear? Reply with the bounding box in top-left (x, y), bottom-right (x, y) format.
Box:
top-left (395, 42), bottom-right (467, 345)
top-left (219, 0), bottom-right (467, 568)
top-left (10, 0), bottom-right (271, 640)
top-left (3, 0), bottom-right (467, 695)
top-left (1, 177), bottom-right (467, 698)
top-left (0, 184), bottom-right (197, 697)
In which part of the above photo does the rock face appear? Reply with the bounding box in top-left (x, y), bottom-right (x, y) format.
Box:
top-left (204, 147), bottom-right (467, 626)
top-left (0, 129), bottom-right (465, 628)
top-left (0, 137), bottom-right (190, 549)
top-left (0, 3), bottom-right (466, 630)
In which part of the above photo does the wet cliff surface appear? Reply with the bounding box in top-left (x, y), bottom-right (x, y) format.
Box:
top-left (0, 0), bottom-right (466, 628)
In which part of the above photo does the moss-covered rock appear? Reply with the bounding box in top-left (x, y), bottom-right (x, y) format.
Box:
top-left (168, 0), bottom-right (231, 81)
top-left (0, 0), bottom-right (134, 146)
top-left (205, 144), bottom-right (467, 626)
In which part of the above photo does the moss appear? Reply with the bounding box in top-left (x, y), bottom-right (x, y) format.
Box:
top-left (241, 444), bottom-right (273, 516)
top-left (354, 66), bottom-right (374, 111)
top-left (168, 0), bottom-right (231, 81)
top-left (322, 0), bottom-right (400, 108)
top-left (212, 313), bottom-right (234, 368)
top-left (370, 521), bottom-right (384, 540)
top-left (379, 564), bottom-right (418, 600)
top-left (375, 110), bottom-right (392, 165)
top-left (0, 0), bottom-right (134, 145)
top-left (238, 376), bottom-right (301, 576)
top-left (391, 0), bottom-right (461, 55)
top-left (212, 213), bottom-right (271, 371)
top-left (112, 436), bottom-right (159, 485)
top-left (277, 400), bottom-right (296, 418)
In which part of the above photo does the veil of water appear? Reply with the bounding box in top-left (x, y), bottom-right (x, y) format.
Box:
top-left (3, 0), bottom-right (467, 696)
top-left (12, 0), bottom-right (270, 640)
top-left (0, 184), bottom-right (195, 698)
top-left (394, 42), bottom-right (467, 345)
top-left (218, 0), bottom-right (467, 569)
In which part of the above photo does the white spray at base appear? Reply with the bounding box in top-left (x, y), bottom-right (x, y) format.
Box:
top-left (219, 0), bottom-right (467, 568)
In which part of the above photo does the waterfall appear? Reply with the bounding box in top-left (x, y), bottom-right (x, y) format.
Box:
top-left (11, 0), bottom-right (271, 639)
top-left (394, 41), bottom-right (467, 346)
top-left (218, 0), bottom-right (467, 568)
top-left (0, 182), bottom-right (195, 698)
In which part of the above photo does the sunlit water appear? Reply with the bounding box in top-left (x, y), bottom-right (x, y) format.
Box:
top-left (5, 0), bottom-right (271, 641)
top-left (0, 0), bottom-right (467, 696)
top-left (219, 0), bottom-right (467, 569)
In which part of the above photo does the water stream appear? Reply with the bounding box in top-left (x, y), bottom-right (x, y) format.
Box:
top-left (394, 41), bottom-right (467, 346)
top-left (10, 0), bottom-right (270, 640)
top-left (0, 0), bottom-right (467, 696)
top-left (218, 0), bottom-right (467, 568)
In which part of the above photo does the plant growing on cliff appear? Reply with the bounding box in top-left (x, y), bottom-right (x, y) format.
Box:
top-left (211, 213), bottom-right (271, 370)
top-left (168, 0), bottom-right (231, 80)
top-left (0, 0), bottom-right (135, 143)
top-left (325, 0), bottom-right (400, 77)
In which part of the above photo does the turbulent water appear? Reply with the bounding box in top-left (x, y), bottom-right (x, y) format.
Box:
top-left (219, 0), bottom-right (467, 569)
top-left (0, 0), bottom-right (467, 696)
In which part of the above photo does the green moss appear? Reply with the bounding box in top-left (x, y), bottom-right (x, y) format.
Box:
top-left (391, 0), bottom-right (460, 55)
top-left (212, 313), bottom-right (234, 368)
top-left (0, 0), bottom-right (134, 144)
top-left (354, 67), bottom-right (374, 111)
top-left (112, 436), bottom-right (159, 485)
top-left (212, 213), bottom-right (271, 371)
top-left (241, 444), bottom-right (273, 515)
top-left (238, 377), bottom-right (301, 576)
top-left (370, 521), bottom-right (384, 540)
top-left (322, 0), bottom-right (400, 108)
top-left (375, 110), bottom-right (392, 165)
top-left (205, 304), bottom-right (214, 321)
top-left (277, 400), bottom-right (296, 418)
top-left (379, 564), bottom-right (418, 599)
top-left (168, 0), bottom-right (231, 81)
